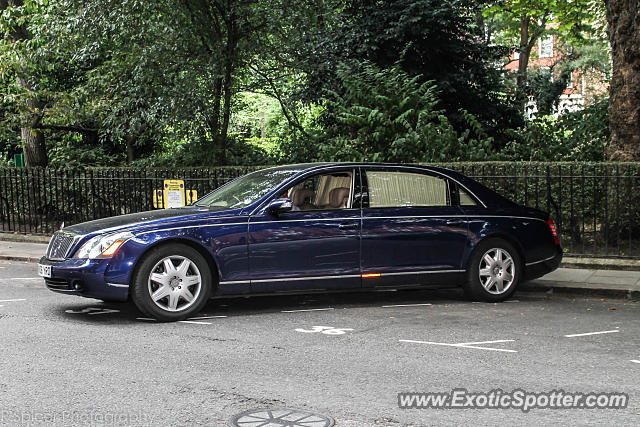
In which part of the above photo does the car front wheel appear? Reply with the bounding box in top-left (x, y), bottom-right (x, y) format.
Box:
top-left (131, 244), bottom-right (213, 321)
top-left (464, 238), bottom-right (521, 302)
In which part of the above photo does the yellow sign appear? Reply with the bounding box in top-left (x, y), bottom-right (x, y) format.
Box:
top-left (152, 180), bottom-right (198, 209)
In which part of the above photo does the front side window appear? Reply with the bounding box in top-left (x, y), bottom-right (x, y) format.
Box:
top-left (195, 167), bottom-right (300, 209)
top-left (365, 171), bottom-right (449, 208)
top-left (282, 171), bottom-right (353, 211)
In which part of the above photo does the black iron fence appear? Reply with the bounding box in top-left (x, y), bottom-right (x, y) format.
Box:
top-left (1, 162), bottom-right (639, 259)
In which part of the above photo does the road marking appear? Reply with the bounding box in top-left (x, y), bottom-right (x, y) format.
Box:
top-left (65, 307), bottom-right (120, 315)
top-left (188, 316), bottom-right (227, 320)
top-left (381, 303), bottom-right (432, 308)
top-left (631, 360), bottom-right (640, 364)
top-left (295, 326), bottom-right (353, 335)
top-left (137, 317), bottom-right (156, 321)
top-left (179, 320), bottom-right (212, 325)
top-left (400, 339), bottom-right (517, 353)
top-left (282, 308), bottom-right (334, 313)
top-left (0, 299), bottom-right (26, 303)
top-left (564, 330), bottom-right (620, 338)
top-left (9, 277), bottom-right (41, 280)
top-left (504, 300), bottom-right (520, 303)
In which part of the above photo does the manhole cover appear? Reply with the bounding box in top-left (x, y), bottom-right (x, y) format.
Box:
top-left (229, 408), bottom-right (335, 427)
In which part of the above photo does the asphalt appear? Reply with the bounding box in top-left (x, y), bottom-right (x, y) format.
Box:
top-left (3, 240), bottom-right (639, 297)
top-left (0, 260), bottom-right (638, 426)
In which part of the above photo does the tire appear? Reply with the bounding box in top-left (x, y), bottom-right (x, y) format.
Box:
top-left (131, 243), bottom-right (214, 321)
top-left (463, 238), bottom-right (521, 302)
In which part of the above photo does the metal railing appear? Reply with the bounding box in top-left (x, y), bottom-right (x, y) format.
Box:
top-left (1, 163), bottom-right (639, 259)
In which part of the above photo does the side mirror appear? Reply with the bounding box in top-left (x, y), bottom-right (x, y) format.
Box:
top-left (267, 198), bottom-right (293, 216)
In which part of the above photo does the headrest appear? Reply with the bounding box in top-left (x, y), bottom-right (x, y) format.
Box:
top-left (328, 187), bottom-right (350, 208)
top-left (289, 188), bottom-right (314, 206)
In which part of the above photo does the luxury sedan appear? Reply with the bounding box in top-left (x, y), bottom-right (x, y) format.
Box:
top-left (39, 163), bottom-right (562, 321)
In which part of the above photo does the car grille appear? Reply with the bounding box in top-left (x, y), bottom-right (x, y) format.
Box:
top-left (46, 232), bottom-right (78, 260)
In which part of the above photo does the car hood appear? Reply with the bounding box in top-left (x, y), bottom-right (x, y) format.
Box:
top-left (63, 207), bottom-right (229, 236)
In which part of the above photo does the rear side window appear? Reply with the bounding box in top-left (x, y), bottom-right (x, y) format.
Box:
top-left (365, 171), bottom-right (449, 208)
top-left (459, 187), bottom-right (478, 206)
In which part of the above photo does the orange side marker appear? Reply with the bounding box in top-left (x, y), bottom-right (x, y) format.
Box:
top-left (361, 273), bottom-right (382, 278)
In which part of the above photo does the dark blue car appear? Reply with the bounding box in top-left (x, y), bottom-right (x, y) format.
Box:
top-left (39, 163), bottom-right (562, 321)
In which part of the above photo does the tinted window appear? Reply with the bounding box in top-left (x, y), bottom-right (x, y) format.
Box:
top-left (365, 171), bottom-right (449, 208)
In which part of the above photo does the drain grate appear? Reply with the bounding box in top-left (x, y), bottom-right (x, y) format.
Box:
top-left (229, 408), bottom-right (335, 427)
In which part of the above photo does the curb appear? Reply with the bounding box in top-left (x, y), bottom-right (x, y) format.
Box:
top-left (0, 255), bottom-right (41, 263)
top-left (521, 281), bottom-right (640, 300)
top-left (0, 232), bottom-right (50, 244)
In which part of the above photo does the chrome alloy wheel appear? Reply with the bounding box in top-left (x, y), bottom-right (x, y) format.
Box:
top-left (478, 248), bottom-right (515, 295)
top-left (147, 255), bottom-right (202, 312)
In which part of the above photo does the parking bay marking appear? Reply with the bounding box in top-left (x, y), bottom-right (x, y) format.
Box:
top-left (381, 303), bottom-right (432, 308)
top-left (564, 330), bottom-right (620, 338)
top-left (400, 339), bottom-right (517, 353)
top-left (65, 307), bottom-right (120, 315)
top-left (631, 360), bottom-right (640, 364)
top-left (282, 308), bottom-right (334, 313)
top-left (0, 299), bottom-right (27, 303)
top-left (295, 326), bottom-right (353, 335)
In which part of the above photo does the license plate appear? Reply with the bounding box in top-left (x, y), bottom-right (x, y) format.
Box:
top-left (38, 264), bottom-right (52, 278)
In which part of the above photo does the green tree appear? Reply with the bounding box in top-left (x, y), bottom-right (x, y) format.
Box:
top-left (320, 61), bottom-right (493, 162)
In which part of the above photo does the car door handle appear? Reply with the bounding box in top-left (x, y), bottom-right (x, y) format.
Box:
top-left (338, 222), bottom-right (359, 230)
top-left (445, 219), bottom-right (464, 225)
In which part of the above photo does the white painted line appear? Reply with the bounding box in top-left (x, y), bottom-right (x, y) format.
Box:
top-left (400, 339), bottom-right (517, 353)
top-left (179, 320), bottom-right (212, 325)
top-left (564, 330), bottom-right (620, 338)
top-left (504, 300), bottom-right (520, 303)
top-left (9, 277), bottom-right (41, 280)
top-left (457, 339), bottom-right (515, 346)
top-left (381, 303), bottom-right (432, 308)
top-left (137, 317), bottom-right (156, 321)
top-left (188, 316), bottom-right (227, 320)
top-left (0, 299), bottom-right (26, 303)
top-left (630, 360), bottom-right (640, 364)
top-left (281, 308), bottom-right (334, 313)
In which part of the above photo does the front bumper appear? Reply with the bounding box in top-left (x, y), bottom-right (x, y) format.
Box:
top-left (39, 257), bottom-right (129, 301)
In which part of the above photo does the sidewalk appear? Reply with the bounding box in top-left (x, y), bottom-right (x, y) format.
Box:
top-left (1, 240), bottom-right (638, 297)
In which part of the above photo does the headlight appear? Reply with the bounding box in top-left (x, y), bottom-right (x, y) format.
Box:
top-left (74, 232), bottom-right (134, 259)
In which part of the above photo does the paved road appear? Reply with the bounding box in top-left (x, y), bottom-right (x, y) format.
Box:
top-left (0, 260), bottom-right (638, 426)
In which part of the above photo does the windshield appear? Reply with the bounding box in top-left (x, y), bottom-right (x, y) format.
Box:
top-left (195, 167), bottom-right (300, 209)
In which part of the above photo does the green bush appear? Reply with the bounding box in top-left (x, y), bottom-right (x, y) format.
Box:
top-left (318, 61), bottom-right (494, 162)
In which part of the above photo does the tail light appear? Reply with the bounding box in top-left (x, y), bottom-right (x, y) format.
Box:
top-left (547, 218), bottom-right (559, 245)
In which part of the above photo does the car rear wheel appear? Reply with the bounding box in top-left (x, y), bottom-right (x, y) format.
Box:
top-left (464, 238), bottom-right (521, 302)
top-left (131, 244), bottom-right (213, 321)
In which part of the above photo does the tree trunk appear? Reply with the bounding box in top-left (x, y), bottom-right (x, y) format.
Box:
top-left (16, 76), bottom-right (47, 167)
top-left (604, 0), bottom-right (640, 160)
top-left (125, 135), bottom-right (136, 163)
top-left (218, 37), bottom-right (236, 165)
top-left (516, 16), bottom-right (531, 93)
top-left (3, 0), bottom-right (48, 166)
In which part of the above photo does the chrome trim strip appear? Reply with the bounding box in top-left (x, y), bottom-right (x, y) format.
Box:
top-left (222, 269), bottom-right (464, 285)
top-left (219, 280), bottom-right (251, 285)
top-left (377, 269), bottom-right (465, 276)
top-left (525, 254), bottom-right (557, 266)
top-left (106, 282), bottom-right (129, 288)
top-left (251, 274), bottom-right (361, 283)
top-left (249, 217), bottom-right (359, 225)
top-left (360, 215), bottom-right (546, 222)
